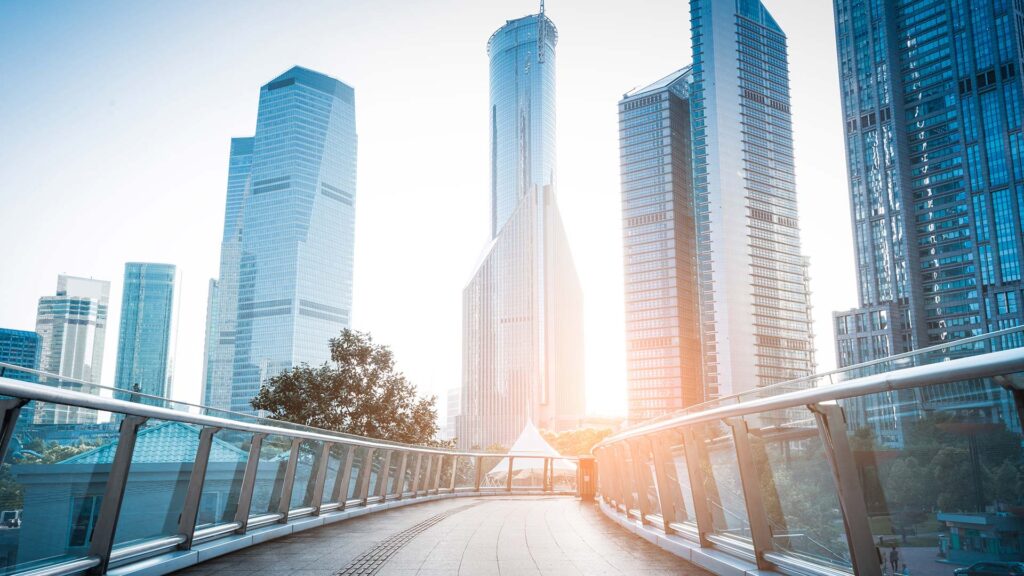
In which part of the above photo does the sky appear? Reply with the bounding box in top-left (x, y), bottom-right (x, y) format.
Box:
top-left (0, 0), bottom-right (854, 423)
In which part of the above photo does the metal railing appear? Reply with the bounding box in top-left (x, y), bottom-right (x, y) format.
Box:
top-left (594, 328), bottom-right (1024, 576)
top-left (0, 365), bottom-right (578, 576)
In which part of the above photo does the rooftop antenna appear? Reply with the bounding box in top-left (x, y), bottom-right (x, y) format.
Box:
top-left (537, 0), bottom-right (546, 63)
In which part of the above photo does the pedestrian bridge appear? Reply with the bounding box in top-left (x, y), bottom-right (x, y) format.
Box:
top-left (0, 327), bottom-right (1022, 576)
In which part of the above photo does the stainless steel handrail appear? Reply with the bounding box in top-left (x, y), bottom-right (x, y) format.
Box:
top-left (0, 361), bottom-right (480, 453)
top-left (0, 371), bottom-right (576, 461)
top-left (597, 346), bottom-right (1024, 447)
top-left (628, 325), bottom-right (1024, 430)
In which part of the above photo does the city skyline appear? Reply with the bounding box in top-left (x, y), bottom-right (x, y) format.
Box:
top-left (0, 0), bottom-right (852, 421)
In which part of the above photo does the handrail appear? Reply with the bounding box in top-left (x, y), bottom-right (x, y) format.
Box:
top-left (0, 361), bottom-right (479, 453)
top-left (0, 372), bottom-right (576, 461)
top-left (628, 325), bottom-right (1024, 430)
top-left (596, 346), bottom-right (1024, 448)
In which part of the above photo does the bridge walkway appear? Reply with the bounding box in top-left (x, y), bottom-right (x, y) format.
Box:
top-left (172, 496), bottom-right (708, 576)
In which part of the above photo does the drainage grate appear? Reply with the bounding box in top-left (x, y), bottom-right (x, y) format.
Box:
top-left (335, 502), bottom-right (479, 575)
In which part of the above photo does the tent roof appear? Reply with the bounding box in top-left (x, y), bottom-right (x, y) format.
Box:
top-left (487, 419), bottom-right (576, 474)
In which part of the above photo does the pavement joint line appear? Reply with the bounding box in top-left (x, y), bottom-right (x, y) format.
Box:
top-left (334, 502), bottom-right (480, 576)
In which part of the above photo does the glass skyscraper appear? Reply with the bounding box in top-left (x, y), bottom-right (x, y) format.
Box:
top-left (113, 262), bottom-right (176, 403)
top-left (204, 67), bottom-right (357, 415)
top-left (0, 328), bottom-right (42, 425)
top-left (0, 328), bottom-right (41, 380)
top-left (832, 0), bottom-right (1024, 445)
top-left (459, 7), bottom-right (584, 449)
top-left (618, 67), bottom-right (703, 423)
top-left (34, 275), bottom-right (110, 424)
top-left (688, 0), bottom-right (816, 399)
top-left (833, 0), bottom-right (1024, 365)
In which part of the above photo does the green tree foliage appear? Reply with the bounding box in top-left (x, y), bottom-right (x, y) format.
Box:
top-left (540, 428), bottom-right (613, 457)
top-left (251, 329), bottom-right (440, 445)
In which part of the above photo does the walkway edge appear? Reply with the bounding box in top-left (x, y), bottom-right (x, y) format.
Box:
top-left (597, 499), bottom-right (783, 576)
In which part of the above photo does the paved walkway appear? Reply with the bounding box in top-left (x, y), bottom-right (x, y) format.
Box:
top-left (172, 497), bottom-right (708, 576)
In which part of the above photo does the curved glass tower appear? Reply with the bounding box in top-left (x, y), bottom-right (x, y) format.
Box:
top-left (487, 12), bottom-right (557, 236)
top-left (460, 8), bottom-right (584, 449)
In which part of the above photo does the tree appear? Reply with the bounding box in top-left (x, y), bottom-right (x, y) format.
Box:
top-left (251, 329), bottom-right (440, 445)
top-left (540, 428), bottom-right (612, 457)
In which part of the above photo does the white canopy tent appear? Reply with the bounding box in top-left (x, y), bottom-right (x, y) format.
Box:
top-left (487, 419), bottom-right (577, 475)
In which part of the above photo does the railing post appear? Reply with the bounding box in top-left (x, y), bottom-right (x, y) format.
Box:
top-left (810, 403), bottom-right (883, 576)
top-left (276, 438), bottom-right (303, 522)
top-left (629, 439), bottom-right (653, 523)
top-left (681, 427), bottom-right (715, 547)
top-left (542, 458), bottom-right (550, 492)
top-left (473, 455), bottom-right (483, 491)
top-left (358, 447), bottom-right (376, 504)
top-left (375, 449), bottom-right (393, 500)
top-left (506, 456), bottom-right (515, 492)
top-left (332, 445), bottom-right (355, 508)
top-left (393, 452), bottom-right (409, 499)
top-left (0, 399), bottom-right (28, 459)
top-left (413, 453), bottom-right (423, 496)
top-left (606, 440), bottom-right (622, 508)
top-left (234, 433), bottom-right (266, 533)
top-left (178, 426), bottom-right (219, 548)
top-left (310, 442), bottom-right (333, 514)
top-left (421, 453), bottom-right (433, 496)
top-left (449, 455), bottom-right (459, 491)
top-left (995, 375), bottom-right (1024, 436)
top-left (87, 415), bottom-right (146, 575)
top-left (725, 417), bottom-right (774, 570)
top-left (649, 432), bottom-right (684, 533)
top-left (432, 454), bottom-right (443, 494)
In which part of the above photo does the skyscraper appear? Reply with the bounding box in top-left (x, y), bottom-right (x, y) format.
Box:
top-left (114, 262), bottom-right (176, 403)
top-left (833, 0), bottom-right (1024, 367)
top-left (689, 0), bottom-right (816, 398)
top-left (832, 0), bottom-right (1024, 444)
top-left (201, 278), bottom-right (218, 407)
top-left (34, 275), bottom-right (110, 424)
top-left (205, 67), bottom-right (357, 414)
top-left (618, 67), bottom-right (703, 423)
top-left (0, 328), bottom-right (42, 425)
top-left (458, 6), bottom-right (584, 448)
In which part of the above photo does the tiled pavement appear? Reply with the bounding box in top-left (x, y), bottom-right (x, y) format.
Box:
top-left (172, 496), bottom-right (709, 576)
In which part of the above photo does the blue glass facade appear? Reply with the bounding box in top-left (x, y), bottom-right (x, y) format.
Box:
top-left (0, 328), bottom-right (42, 383)
top-left (487, 13), bottom-right (557, 237)
top-left (688, 0), bottom-right (816, 398)
top-left (833, 0), bottom-right (1024, 366)
top-left (207, 67), bottom-right (357, 415)
top-left (618, 68), bottom-right (704, 422)
top-left (459, 9), bottom-right (584, 448)
top-left (114, 262), bottom-right (176, 403)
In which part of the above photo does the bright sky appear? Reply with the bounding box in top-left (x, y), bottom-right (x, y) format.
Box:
top-left (0, 0), bottom-right (854, 422)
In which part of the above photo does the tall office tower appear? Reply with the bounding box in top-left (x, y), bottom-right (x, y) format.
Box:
top-left (113, 263), bottom-right (176, 403)
top-left (201, 278), bottom-right (218, 407)
top-left (444, 387), bottom-right (460, 440)
top-left (34, 275), bottom-right (110, 424)
top-left (832, 0), bottom-right (1024, 444)
top-left (204, 137), bottom-right (253, 412)
top-left (459, 6), bottom-right (585, 449)
top-left (0, 328), bottom-right (41, 425)
top-left (618, 68), bottom-right (703, 424)
top-left (689, 0), bottom-right (816, 399)
top-left (205, 67), bottom-right (357, 414)
top-left (833, 0), bottom-right (1024, 367)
